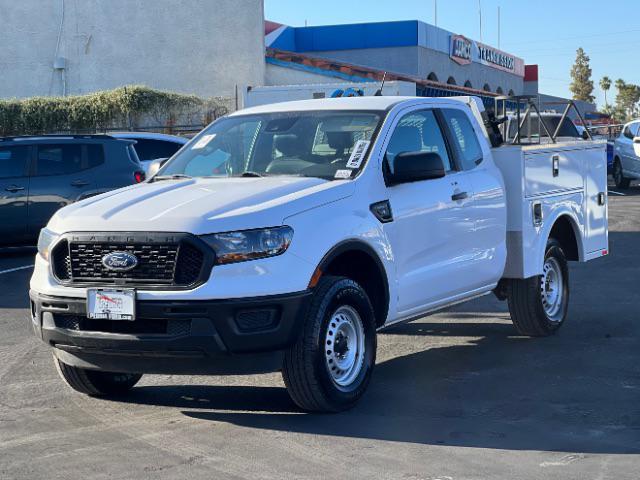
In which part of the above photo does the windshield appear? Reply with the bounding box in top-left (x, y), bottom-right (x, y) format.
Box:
top-left (508, 115), bottom-right (580, 141)
top-left (159, 111), bottom-right (383, 180)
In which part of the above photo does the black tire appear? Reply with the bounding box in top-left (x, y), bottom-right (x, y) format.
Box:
top-left (282, 276), bottom-right (377, 413)
top-left (613, 159), bottom-right (631, 189)
top-left (54, 356), bottom-right (142, 396)
top-left (507, 238), bottom-right (569, 337)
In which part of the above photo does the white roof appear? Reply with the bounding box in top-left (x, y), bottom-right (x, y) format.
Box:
top-left (233, 96), bottom-right (449, 116)
top-left (110, 132), bottom-right (188, 143)
top-left (233, 95), bottom-right (488, 116)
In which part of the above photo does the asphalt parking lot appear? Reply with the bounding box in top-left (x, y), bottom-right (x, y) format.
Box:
top-left (1, 187), bottom-right (639, 480)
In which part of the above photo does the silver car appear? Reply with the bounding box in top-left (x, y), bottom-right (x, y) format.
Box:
top-left (613, 120), bottom-right (640, 189)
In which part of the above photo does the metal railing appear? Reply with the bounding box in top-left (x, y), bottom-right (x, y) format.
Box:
top-left (494, 95), bottom-right (593, 144)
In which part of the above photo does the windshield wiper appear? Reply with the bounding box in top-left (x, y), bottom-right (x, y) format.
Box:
top-left (152, 174), bottom-right (192, 182)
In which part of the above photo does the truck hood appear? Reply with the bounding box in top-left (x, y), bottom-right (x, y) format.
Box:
top-left (49, 176), bottom-right (355, 234)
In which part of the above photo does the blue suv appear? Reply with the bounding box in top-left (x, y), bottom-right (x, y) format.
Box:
top-left (0, 135), bottom-right (145, 246)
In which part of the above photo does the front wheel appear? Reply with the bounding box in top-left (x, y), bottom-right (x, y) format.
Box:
top-left (613, 159), bottom-right (631, 189)
top-left (54, 356), bottom-right (142, 396)
top-left (282, 276), bottom-right (377, 412)
top-left (507, 238), bottom-right (569, 336)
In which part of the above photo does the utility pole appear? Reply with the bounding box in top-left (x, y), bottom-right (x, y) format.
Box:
top-left (497, 6), bottom-right (501, 48)
top-left (434, 0), bottom-right (438, 26)
top-left (478, 0), bottom-right (483, 42)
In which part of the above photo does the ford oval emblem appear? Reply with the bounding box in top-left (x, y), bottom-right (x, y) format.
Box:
top-left (102, 251), bottom-right (139, 272)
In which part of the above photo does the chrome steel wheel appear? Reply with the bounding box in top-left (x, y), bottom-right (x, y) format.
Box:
top-left (324, 305), bottom-right (365, 388)
top-left (540, 257), bottom-right (564, 321)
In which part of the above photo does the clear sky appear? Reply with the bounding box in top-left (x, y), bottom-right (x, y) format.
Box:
top-left (264, 0), bottom-right (640, 108)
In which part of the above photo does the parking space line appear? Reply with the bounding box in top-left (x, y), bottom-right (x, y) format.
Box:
top-left (0, 265), bottom-right (34, 275)
top-left (609, 191), bottom-right (626, 196)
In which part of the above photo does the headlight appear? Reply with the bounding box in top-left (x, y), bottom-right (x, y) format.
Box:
top-left (201, 226), bottom-right (293, 265)
top-left (37, 228), bottom-right (59, 261)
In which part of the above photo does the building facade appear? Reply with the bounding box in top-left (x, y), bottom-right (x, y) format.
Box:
top-left (0, 0), bottom-right (266, 99)
top-left (266, 20), bottom-right (525, 97)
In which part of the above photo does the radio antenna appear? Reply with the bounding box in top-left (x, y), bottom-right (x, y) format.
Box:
top-left (374, 72), bottom-right (387, 96)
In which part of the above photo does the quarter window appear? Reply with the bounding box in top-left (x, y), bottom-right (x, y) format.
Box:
top-left (441, 109), bottom-right (483, 170)
top-left (0, 146), bottom-right (29, 179)
top-left (385, 110), bottom-right (452, 172)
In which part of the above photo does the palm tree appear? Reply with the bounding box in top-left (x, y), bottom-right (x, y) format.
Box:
top-left (600, 76), bottom-right (612, 108)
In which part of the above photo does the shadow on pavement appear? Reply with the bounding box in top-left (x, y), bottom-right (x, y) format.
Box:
top-left (123, 318), bottom-right (639, 455)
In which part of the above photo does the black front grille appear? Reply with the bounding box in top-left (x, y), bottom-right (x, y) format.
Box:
top-left (174, 243), bottom-right (205, 285)
top-left (54, 314), bottom-right (191, 336)
top-left (51, 234), bottom-right (208, 287)
top-left (69, 243), bottom-right (179, 283)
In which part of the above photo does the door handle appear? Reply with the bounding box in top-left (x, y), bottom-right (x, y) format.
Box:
top-left (5, 185), bottom-right (25, 193)
top-left (71, 180), bottom-right (90, 187)
top-left (451, 191), bottom-right (469, 201)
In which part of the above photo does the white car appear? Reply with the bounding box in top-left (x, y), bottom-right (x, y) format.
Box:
top-left (30, 96), bottom-right (608, 412)
top-left (613, 119), bottom-right (640, 189)
top-left (111, 132), bottom-right (188, 173)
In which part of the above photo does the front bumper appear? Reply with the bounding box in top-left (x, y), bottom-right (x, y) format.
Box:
top-left (29, 289), bottom-right (311, 375)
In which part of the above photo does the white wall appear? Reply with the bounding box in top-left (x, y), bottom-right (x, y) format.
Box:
top-left (0, 0), bottom-right (266, 99)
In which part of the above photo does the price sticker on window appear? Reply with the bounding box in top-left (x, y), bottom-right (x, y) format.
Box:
top-left (346, 140), bottom-right (371, 169)
top-left (192, 134), bottom-right (216, 150)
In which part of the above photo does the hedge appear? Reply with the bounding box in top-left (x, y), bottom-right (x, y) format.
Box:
top-left (0, 85), bottom-right (229, 136)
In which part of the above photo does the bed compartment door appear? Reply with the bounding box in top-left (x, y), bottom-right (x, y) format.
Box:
top-left (524, 149), bottom-right (584, 197)
top-left (583, 145), bottom-right (609, 258)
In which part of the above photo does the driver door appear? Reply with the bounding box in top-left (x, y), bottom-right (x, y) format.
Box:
top-left (383, 109), bottom-right (476, 315)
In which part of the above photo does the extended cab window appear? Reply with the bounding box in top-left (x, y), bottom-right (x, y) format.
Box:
top-left (441, 109), bottom-right (483, 170)
top-left (0, 146), bottom-right (29, 179)
top-left (385, 110), bottom-right (452, 172)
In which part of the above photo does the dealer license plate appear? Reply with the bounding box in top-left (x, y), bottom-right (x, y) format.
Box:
top-left (87, 289), bottom-right (136, 321)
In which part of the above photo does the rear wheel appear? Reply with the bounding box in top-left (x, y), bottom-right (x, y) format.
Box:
top-left (282, 276), bottom-right (377, 412)
top-left (54, 356), bottom-right (142, 396)
top-left (613, 159), bottom-right (631, 189)
top-left (507, 238), bottom-right (569, 336)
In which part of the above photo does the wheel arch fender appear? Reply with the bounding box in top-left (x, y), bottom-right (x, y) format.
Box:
top-left (538, 210), bottom-right (585, 269)
top-left (316, 239), bottom-right (392, 328)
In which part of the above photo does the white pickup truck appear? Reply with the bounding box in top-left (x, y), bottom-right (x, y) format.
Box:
top-left (30, 96), bottom-right (608, 412)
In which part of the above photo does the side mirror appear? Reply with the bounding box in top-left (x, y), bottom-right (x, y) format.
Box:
top-left (582, 130), bottom-right (590, 140)
top-left (634, 137), bottom-right (640, 144)
top-left (386, 151), bottom-right (446, 186)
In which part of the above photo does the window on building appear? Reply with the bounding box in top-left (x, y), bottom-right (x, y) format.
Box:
top-left (447, 76), bottom-right (457, 85)
top-left (427, 72), bottom-right (439, 82)
top-left (464, 80), bottom-right (473, 89)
